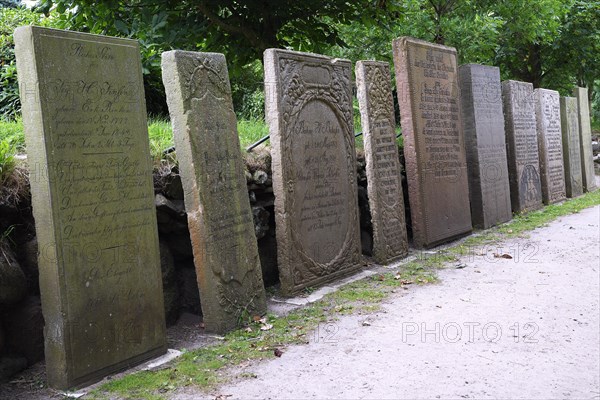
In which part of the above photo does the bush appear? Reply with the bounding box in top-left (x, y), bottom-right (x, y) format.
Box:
top-left (0, 6), bottom-right (56, 120)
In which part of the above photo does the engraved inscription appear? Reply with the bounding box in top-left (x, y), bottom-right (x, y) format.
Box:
top-left (393, 37), bottom-right (472, 248)
top-left (356, 61), bottom-right (407, 263)
top-left (265, 50), bottom-right (361, 295)
top-left (535, 89), bottom-right (565, 204)
top-left (162, 51), bottom-right (266, 332)
top-left (459, 64), bottom-right (511, 229)
top-left (502, 81), bottom-right (542, 213)
top-left (560, 97), bottom-right (583, 198)
top-left (15, 27), bottom-right (165, 389)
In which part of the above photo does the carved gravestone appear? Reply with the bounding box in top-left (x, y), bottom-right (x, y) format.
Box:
top-left (560, 97), bottom-right (583, 198)
top-left (458, 64), bottom-right (512, 229)
top-left (573, 87), bottom-right (597, 192)
top-left (355, 61), bottom-right (408, 264)
top-left (264, 49), bottom-right (362, 295)
top-left (392, 37), bottom-right (472, 248)
top-left (161, 51), bottom-right (266, 333)
top-left (501, 80), bottom-right (543, 213)
top-left (534, 89), bottom-right (566, 204)
top-left (14, 26), bottom-right (166, 389)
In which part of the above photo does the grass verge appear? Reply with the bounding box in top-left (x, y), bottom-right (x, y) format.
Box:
top-left (87, 189), bottom-right (600, 400)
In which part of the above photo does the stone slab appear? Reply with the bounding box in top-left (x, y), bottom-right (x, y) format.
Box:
top-left (458, 64), bottom-right (512, 229)
top-left (161, 51), bottom-right (267, 333)
top-left (573, 87), bottom-right (597, 192)
top-left (264, 49), bottom-right (362, 295)
top-left (392, 37), bottom-right (472, 248)
top-left (14, 26), bottom-right (166, 390)
top-left (560, 97), bottom-right (583, 198)
top-left (355, 60), bottom-right (408, 263)
top-left (501, 80), bottom-right (543, 213)
top-left (534, 88), bottom-right (566, 204)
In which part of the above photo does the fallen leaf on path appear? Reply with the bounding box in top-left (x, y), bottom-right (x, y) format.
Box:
top-left (260, 323), bottom-right (273, 331)
top-left (493, 253), bottom-right (513, 259)
top-left (274, 348), bottom-right (283, 357)
top-left (400, 279), bottom-right (413, 285)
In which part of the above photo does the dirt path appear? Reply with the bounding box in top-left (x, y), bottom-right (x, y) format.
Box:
top-left (178, 205), bottom-right (600, 400)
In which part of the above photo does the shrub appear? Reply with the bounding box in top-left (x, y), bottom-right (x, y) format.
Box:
top-left (0, 6), bottom-right (56, 120)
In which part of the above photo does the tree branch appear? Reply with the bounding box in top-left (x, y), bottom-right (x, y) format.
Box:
top-left (196, 2), bottom-right (270, 50)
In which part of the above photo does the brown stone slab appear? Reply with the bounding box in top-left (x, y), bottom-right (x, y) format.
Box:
top-left (392, 37), bottom-right (472, 248)
top-left (356, 60), bottom-right (408, 264)
top-left (501, 80), bottom-right (543, 213)
top-left (573, 87), bottom-right (597, 192)
top-left (534, 89), bottom-right (566, 204)
top-left (161, 51), bottom-right (267, 333)
top-left (14, 26), bottom-right (166, 390)
top-left (458, 64), bottom-right (512, 229)
top-left (560, 97), bottom-right (584, 198)
top-left (264, 49), bottom-right (362, 295)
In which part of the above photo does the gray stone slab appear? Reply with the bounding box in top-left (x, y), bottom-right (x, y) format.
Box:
top-left (392, 37), bottom-right (472, 248)
top-left (501, 80), bottom-right (543, 213)
top-left (14, 26), bottom-right (166, 390)
top-left (161, 51), bottom-right (266, 333)
top-left (458, 64), bottom-right (512, 229)
top-left (264, 49), bottom-right (362, 295)
top-left (355, 60), bottom-right (408, 264)
top-left (573, 87), bottom-right (597, 192)
top-left (534, 88), bottom-right (566, 204)
top-left (560, 97), bottom-right (583, 198)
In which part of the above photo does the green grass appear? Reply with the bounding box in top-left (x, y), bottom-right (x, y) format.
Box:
top-left (0, 118), bottom-right (25, 152)
top-left (147, 118), bottom-right (175, 164)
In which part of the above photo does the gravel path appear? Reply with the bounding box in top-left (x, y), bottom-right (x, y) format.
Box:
top-left (179, 205), bottom-right (600, 400)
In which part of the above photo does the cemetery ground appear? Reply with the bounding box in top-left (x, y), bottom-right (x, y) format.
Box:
top-left (1, 185), bottom-right (599, 399)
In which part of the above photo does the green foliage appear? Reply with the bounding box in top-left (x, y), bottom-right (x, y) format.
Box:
top-left (0, 0), bottom-right (21, 8)
top-left (0, 138), bottom-right (16, 185)
top-left (0, 117), bottom-right (24, 151)
top-left (0, 7), bottom-right (58, 119)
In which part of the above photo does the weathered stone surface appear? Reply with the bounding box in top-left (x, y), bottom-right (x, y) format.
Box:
top-left (392, 37), bottom-right (472, 248)
top-left (534, 89), bottom-right (566, 204)
top-left (14, 26), bottom-right (166, 390)
top-left (355, 60), bottom-right (408, 263)
top-left (264, 49), bottom-right (362, 295)
top-left (560, 97), bottom-right (583, 198)
top-left (501, 80), bottom-right (543, 213)
top-left (458, 64), bottom-right (512, 229)
top-left (573, 87), bottom-right (597, 192)
top-left (162, 51), bottom-right (266, 332)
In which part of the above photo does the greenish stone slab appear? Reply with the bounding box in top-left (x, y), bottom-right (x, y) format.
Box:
top-left (573, 87), bottom-right (597, 192)
top-left (560, 97), bottom-right (583, 198)
top-left (161, 51), bottom-right (267, 333)
top-left (534, 88), bottom-right (566, 205)
top-left (14, 26), bottom-right (166, 390)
